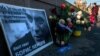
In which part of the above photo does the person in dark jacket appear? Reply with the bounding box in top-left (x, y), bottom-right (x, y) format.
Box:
top-left (92, 3), bottom-right (99, 21)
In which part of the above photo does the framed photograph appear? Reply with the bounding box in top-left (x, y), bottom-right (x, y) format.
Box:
top-left (0, 3), bottom-right (52, 56)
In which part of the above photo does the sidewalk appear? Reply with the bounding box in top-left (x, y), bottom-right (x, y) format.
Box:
top-left (35, 23), bottom-right (100, 56)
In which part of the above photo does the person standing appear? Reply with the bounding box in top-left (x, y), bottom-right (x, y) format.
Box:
top-left (97, 7), bottom-right (100, 22)
top-left (96, 7), bottom-right (100, 27)
top-left (92, 3), bottom-right (99, 21)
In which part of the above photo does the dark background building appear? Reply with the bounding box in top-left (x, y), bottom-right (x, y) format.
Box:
top-left (0, 0), bottom-right (63, 16)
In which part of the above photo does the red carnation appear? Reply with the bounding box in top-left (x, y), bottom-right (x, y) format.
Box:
top-left (51, 7), bottom-right (57, 14)
top-left (60, 3), bottom-right (66, 10)
top-left (70, 6), bottom-right (75, 12)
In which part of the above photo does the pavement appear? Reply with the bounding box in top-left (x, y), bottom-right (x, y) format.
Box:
top-left (34, 23), bottom-right (100, 56)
